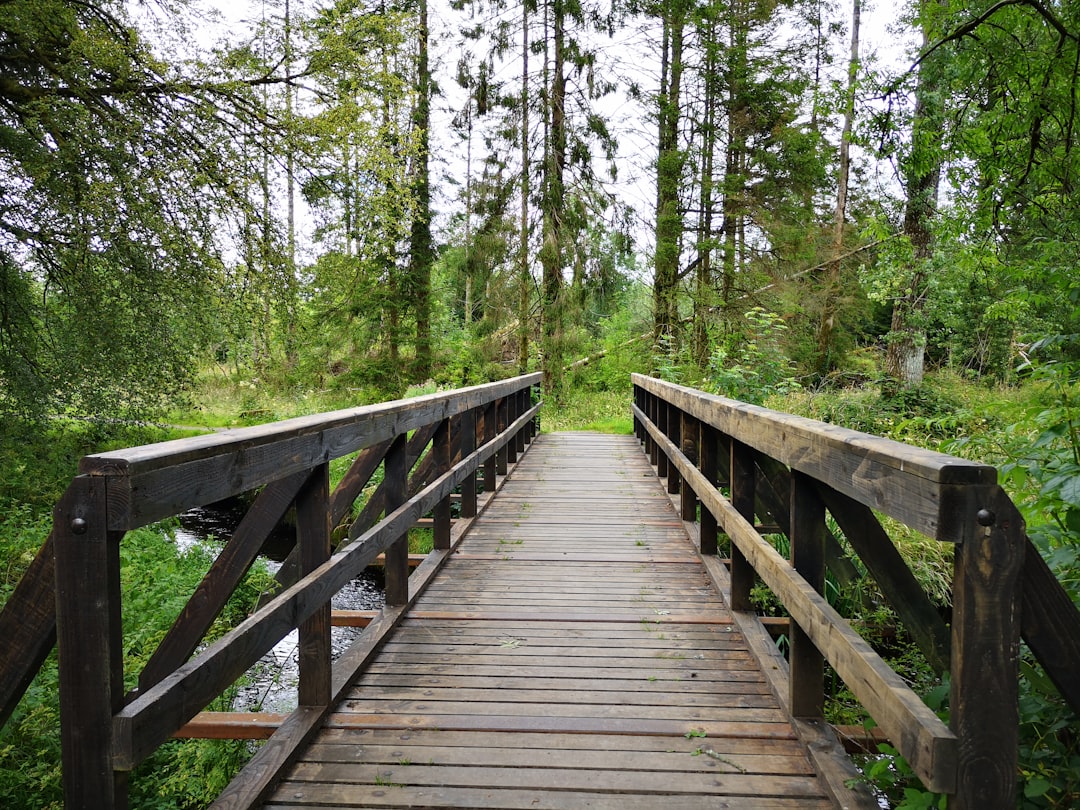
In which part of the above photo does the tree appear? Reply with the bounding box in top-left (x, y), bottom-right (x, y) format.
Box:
top-left (0, 0), bottom-right (296, 420)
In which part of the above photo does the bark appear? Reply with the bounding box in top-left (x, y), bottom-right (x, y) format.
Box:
top-left (410, 0), bottom-right (434, 378)
top-left (540, 0), bottom-right (567, 393)
top-left (518, 2), bottom-right (531, 374)
top-left (886, 14), bottom-right (943, 388)
top-left (815, 0), bottom-right (860, 374)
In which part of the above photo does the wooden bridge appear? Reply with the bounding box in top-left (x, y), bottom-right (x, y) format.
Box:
top-left (1, 373), bottom-right (1079, 809)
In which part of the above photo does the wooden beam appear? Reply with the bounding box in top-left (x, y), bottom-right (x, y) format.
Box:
top-left (636, 406), bottom-right (958, 794)
top-left (633, 374), bottom-right (996, 542)
top-left (81, 374), bottom-right (541, 531)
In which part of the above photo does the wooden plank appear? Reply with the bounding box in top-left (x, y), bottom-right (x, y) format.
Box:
top-left (264, 785), bottom-right (832, 809)
top-left (640, 413), bottom-right (958, 793)
top-left (297, 464), bottom-right (332, 707)
top-left (83, 373), bottom-right (540, 530)
top-left (0, 531), bottom-right (57, 729)
top-left (633, 374), bottom-right (996, 541)
top-left (1020, 529), bottom-right (1080, 715)
top-left (53, 477), bottom-right (125, 808)
top-left (139, 469), bottom-right (310, 694)
top-left (949, 484), bottom-right (1023, 809)
top-left (816, 481), bottom-right (951, 674)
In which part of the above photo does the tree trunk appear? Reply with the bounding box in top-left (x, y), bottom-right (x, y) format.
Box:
top-left (653, 0), bottom-right (686, 349)
top-left (886, 13), bottom-right (943, 388)
top-left (410, 0), bottom-right (434, 378)
top-left (540, 0), bottom-right (566, 394)
top-left (815, 0), bottom-right (859, 374)
top-left (517, 1), bottom-right (531, 374)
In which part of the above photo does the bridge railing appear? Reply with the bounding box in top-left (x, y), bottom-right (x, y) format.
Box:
top-left (0, 373), bottom-right (541, 809)
top-left (632, 373), bottom-right (1080, 810)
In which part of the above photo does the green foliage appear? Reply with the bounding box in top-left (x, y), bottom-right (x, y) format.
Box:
top-left (708, 308), bottom-right (802, 405)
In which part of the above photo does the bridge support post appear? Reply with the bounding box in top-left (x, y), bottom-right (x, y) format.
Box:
top-left (460, 410), bottom-right (478, 517)
top-left (483, 401), bottom-right (497, 492)
top-left (297, 464), bottom-right (332, 706)
top-left (666, 403), bottom-right (680, 496)
top-left (680, 412), bottom-right (698, 521)
top-left (496, 397), bottom-right (508, 476)
top-left (729, 439), bottom-right (755, 612)
top-left (54, 476), bottom-right (128, 809)
top-left (789, 471), bottom-right (826, 719)
top-left (384, 434), bottom-right (409, 606)
top-left (505, 395), bottom-right (518, 465)
top-left (433, 418), bottom-right (452, 550)
top-left (949, 486), bottom-right (1023, 809)
top-left (698, 423), bottom-right (719, 556)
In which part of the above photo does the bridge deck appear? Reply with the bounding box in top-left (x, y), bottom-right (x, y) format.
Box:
top-left (264, 432), bottom-right (839, 809)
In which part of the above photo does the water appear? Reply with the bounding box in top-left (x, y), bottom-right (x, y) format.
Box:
top-left (173, 505), bottom-right (386, 713)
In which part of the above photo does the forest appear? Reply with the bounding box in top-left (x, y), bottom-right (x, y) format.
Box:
top-left (1, 0), bottom-right (1079, 806)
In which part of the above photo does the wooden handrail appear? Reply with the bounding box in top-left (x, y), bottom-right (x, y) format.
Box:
top-left (631, 374), bottom-right (1080, 810)
top-left (30, 373), bottom-right (542, 809)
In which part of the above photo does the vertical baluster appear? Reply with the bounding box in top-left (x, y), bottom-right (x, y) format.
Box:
top-left (297, 463), bottom-right (331, 706)
top-left (789, 470), bottom-right (825, 719)
top-left (699, 423), bottom-right (719, 555)
top-left (483, 400), bottom-right (497, 492)
top-left (516, 388), bottom-right (527, 453)
top-left (680, 411), bottom-right (697, 520)
top-left (667, 403), bottom-right (681, 495)
top-left (433, 418), bottom-right (452, 550)
top-left (729, 438), bottom-right (755, 612)
top-left (460, 409), bottom-right (478, 518)
top-left (384, 434), bottom-right (409, 606)
top-left (496, 397), bottom-right (509, 476)
top-left (506, 393), bottom-right (519, 465)
top-left (55, 477), bottom-right (127, 808)
top-left (656, 399), bottom-right (669, 480)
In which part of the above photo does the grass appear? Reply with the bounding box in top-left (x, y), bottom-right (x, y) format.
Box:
top-left (540, 389), bottom-right (635, 434)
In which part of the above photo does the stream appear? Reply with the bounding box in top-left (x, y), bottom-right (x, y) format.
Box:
top-left (173, 505), bottom-right (385, 714)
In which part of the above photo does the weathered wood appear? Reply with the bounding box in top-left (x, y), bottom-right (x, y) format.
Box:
top-left (729, 437), bottom-right (756, 612)
top-left (816, 482), bottom-right (951, 675)
top-left (174, 712), bottom-right (286, 739)
top-left (1019, 516), bottom-right (1080, 715)
top-left (482, 400), bottom-right (497, 492)
top-left (112, 402), bottom-right (540, 771)
top-left (328, 438), bottom-right (393, 527)
top-left (789, 471), bottom-right (825, 720)
top-left (633, 374), bottom-right (996, 541)
top-left (681, 411), bottom-right (698, 520)
top-left (297, 464), bottom-right (332, 707)
top-left (383, 435), bottom-right (409, 607)
top-left (433, 418), bottom-right (452, 550)
top-left (950, 484), bottom-right (1023, 810)
top-left (82, 373), bottom-right (541, 531)
top-left (139, 469), bottom-right (311, 694)
top-left (458, 409), bottom-right (478, 518)
top-left (637, 411), bottom-right (958, 793)
top-left (54, 477), bottom-right (126, 808)
top-left (0, 531), bottom-right (57, 729)
top-left (699, 423), bottom-right (719, 555)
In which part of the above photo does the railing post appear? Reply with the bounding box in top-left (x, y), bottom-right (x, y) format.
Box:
top-left (699, 423), bottom-right (719, 556)
top-left (949, 486), bottom-right (1023, 809)
top-left (384, 434), bottom-right (409, 606)
top-left (729, 438), bottom-right (755, 612)
top-left (54, 476), bottom-right (127, 809)
top-left (516, 387), bottom-right (527, 453)
top-left (789, 470), bottom-right (826, 719)
top-left (680, 411), bottom-right (698, 521)
top-left (297, 463), bottom-right (331, 707)
top-left (459, 408), bottom-right (478, 518)
top-left (667, 403), bottom-right (681, 495)
top-left (646, 392), bottom-right (658, 465)
top-left (656, 399), bottom-right (670, 481)
top-left (433, 418), bottom-right (452, 550)
top-left (483, 400), bottom-right (497, 492)
top-left (506, 393), bottom-right (519, 465)
top-left (496, 397), bottom-right (508, 476)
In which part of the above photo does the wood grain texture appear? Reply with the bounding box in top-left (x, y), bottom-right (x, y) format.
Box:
top-left (637, 409), bottom-right (958, 794)
top-left (263, 433), bottom-right (840, 810)
top-left (634, 374), bottom-right (996, 541)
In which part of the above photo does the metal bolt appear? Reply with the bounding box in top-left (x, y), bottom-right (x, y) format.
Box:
top-left (70, 518), bottom-right (88, 535)
top-left (976, 509), bottom-right (995, 527)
